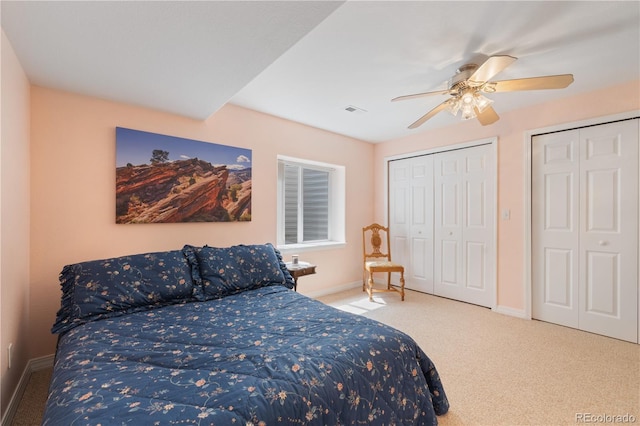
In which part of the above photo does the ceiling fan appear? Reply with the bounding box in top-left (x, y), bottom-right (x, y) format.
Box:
top-left (392, 55), bottom-right (574, 128)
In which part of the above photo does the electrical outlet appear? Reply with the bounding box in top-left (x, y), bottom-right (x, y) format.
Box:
top-left (7, 343), bottom-right (13, 369)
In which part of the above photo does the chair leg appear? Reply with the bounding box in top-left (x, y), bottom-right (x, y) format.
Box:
top-left (362, 270), bottom-right (366, 292)
top-left (367, 273), bottom-right (374, 301)
top-left (399, 271), bottom-right (405, 301)
top-left (386, 272), bottom-right (392, 290)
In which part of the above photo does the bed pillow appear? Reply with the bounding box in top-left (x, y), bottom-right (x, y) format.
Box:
top-left (52, 249), bottom-right (195, 334)
top-left (184, 243), bottom-right (294, 300)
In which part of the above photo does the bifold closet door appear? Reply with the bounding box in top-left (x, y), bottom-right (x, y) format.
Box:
top-left (434, 145), bottom-right (495, 308)
top-left (578, 121), bottom-right (638, 342)
top-left (532, 119), bottom-right (639, 343)
top-left (388, 156), bottom-right (434, 294)
top-left (389, 143), bottom-right (495, 307)
top-left (532, 130), bottom-right (581, 329)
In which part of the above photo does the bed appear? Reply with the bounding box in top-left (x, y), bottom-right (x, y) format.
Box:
top-left (43, 243), bottom-right (449, 425)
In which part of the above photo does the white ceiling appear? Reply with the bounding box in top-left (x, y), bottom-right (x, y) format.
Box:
top-left (2, 1), bottom-right (639, 143)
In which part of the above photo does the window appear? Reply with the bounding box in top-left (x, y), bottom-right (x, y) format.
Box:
top-left (277, 156), bottom-right (345, 250)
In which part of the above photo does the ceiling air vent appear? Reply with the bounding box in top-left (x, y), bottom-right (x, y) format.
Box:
top-left (344, 105), bottom-right (367, 114)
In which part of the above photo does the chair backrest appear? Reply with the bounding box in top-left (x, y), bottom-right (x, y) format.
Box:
top-left (362, 223), bottom-right (392, 262)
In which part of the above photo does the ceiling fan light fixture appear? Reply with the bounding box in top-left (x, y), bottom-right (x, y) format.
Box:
top-left (461, 91), bottom-right (474, 104)
top-left (474, 92), bottom-right (493, 113)
top-left (461, 104), bottom-right (475, 120)
top-left (394, 55), bottom-right (574, 129)
top-left (447, 90), bottom-right (493, 120)
top-left (447, 99), bottom-right (461, 116)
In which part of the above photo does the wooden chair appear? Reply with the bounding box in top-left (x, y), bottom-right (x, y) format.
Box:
top-left (362, 223), bottom-right (405, 301)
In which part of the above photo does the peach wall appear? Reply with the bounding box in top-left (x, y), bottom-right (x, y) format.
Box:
top-left (373, 79), bottom-right (640, 313)
top-left (1, 30), bottom-right (31, 417)
top-left (29, 88), bottom-right (374, 359)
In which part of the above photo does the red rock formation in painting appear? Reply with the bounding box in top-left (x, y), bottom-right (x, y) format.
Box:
top-left (116, 158), bottom-right (251, 223)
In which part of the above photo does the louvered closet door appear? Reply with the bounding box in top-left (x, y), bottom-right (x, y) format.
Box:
top-left (532, 119), bottom-right (638, 343)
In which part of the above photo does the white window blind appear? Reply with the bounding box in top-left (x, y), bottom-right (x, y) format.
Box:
top-left (277, 156), bottom-right (345, 250)
top-left (283, 163), bottom-right (329, 244)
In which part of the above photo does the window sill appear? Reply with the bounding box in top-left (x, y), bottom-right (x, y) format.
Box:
top-left (277, 241), bottom-right (346, 254)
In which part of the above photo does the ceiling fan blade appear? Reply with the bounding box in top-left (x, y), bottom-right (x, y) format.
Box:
top-left (486, 74), bottom-right (574, 92)
top-left (392, 89), bottom-right (452, 102)
top-left (475, 105), bottom-right (499, 126)
top-left (408, 100), bottom-right (451, 129)
top-left (469, 55), bottom-right (517, 85)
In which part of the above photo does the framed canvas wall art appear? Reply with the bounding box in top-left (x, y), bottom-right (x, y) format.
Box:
top-left (116, 127), bottom-right (252, 223)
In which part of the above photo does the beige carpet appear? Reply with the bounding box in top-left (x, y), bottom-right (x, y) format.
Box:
top-left (318, 288), bottom-right (640, 425)
top-left (11, 288), bottom-right (639, 425)
top-left (11, 367), bottom-right (51, 425)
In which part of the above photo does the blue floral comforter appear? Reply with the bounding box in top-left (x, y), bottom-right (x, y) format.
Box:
top-left (43, 286), bottom-right (449, 425)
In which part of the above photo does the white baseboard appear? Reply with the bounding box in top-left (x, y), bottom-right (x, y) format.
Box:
top-left (1, 354), bottom-right (54, 426)
top-left (29, 354), bottom-right (55, 371)
top-left (493, 304), bottom-right (529, 319)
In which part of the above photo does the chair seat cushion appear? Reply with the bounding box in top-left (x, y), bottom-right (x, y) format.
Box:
top-left (365, 260), bottom-right (404, 271)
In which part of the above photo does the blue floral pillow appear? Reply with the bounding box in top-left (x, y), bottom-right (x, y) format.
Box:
top-left (184, 243), bottom-right (294, 300)
top-left (52, 250), bottom-right (196, 334)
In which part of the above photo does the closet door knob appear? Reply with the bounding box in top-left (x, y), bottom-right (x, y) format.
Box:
top-left (598, 240), bottom-right (608, 246)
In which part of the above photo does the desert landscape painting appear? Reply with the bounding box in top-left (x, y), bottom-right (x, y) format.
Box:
top-left (116, 127), bottom-right (252, 223)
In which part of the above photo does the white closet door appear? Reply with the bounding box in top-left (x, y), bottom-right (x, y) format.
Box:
top-left (388, 159), bottom-right (411, 284)
top-left (462, 145), bottom-right (496, 307)
top-left (389, 142), bottom-right (495, 306)
top-left (408, 156), bottom-right (435, 293)
top-left (434, 151), bottom-right (464, 300)
top-left (389, 156), bottom-right (434, 293)
top-left (532, 130), bottom-right (581, 328)
top-left (532, 119), bottom-right (638, 343)
top-left (434, 145), bottom-right (495, 307)
top-left (578, 121), bottom-right (638, 342)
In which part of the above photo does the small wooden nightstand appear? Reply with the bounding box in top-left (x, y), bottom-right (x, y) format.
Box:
top-left (285, 262), bottom-right (316, 291)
